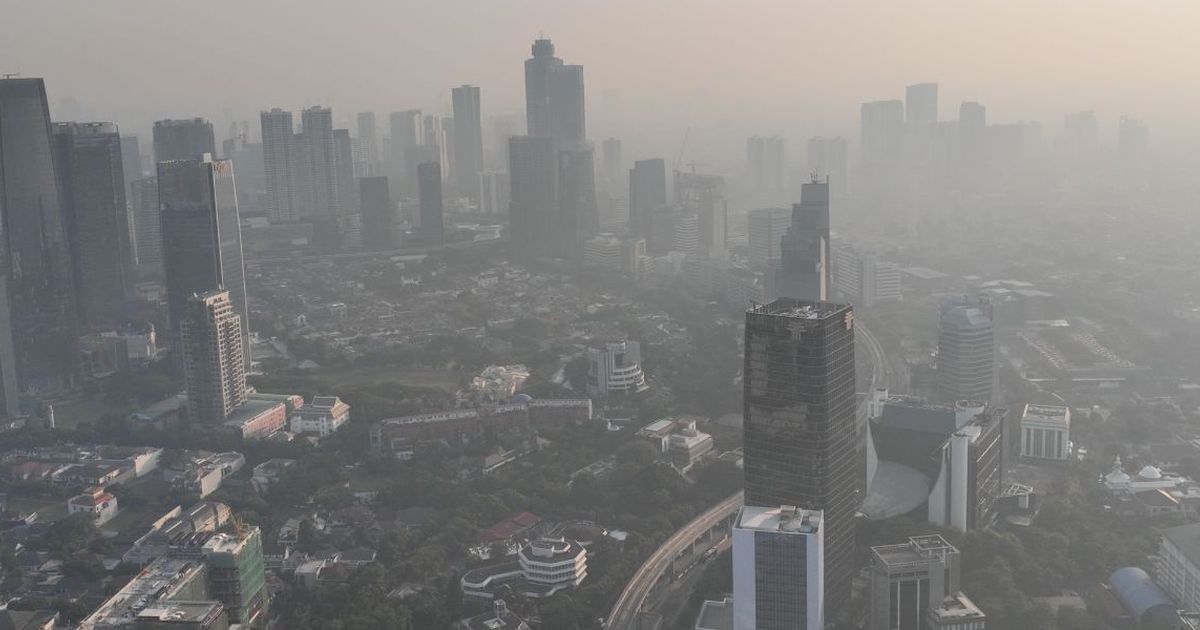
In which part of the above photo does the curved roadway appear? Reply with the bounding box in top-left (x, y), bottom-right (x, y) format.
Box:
top-left (605, 322), bottom-right (888, 629)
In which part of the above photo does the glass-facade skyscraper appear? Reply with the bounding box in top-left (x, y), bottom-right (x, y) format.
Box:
top-left (158, 156), bottom-right (249, 371)
top-left (743, 298), bottom-right (860, 619)
top-left (777, 181), bottom-right (830, 302)
top-left (0, 77), bottom-right (79, 410)
top-left (153, 117), bottom-right (216, 163)
top-left (52, 122), bottom-right (136, 329)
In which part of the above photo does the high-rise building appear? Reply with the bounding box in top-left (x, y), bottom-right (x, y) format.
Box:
top-left (525, 38), bottom-right (587, 149)
top-left (298, 106), bottom-right (337, 219)
top-left (417, 161), bottom-right (444, 243)
top-left (806, 137), bottom-right (848, 193)
top-left (478, 170), bottom-right (510, 215)
top-left (676, 171), bottom-right (727, 259)
top-left (747, 136), bottom-right (786, 191)
top-left (356, 111), bottom-right (379, 176)
top-left (180, 289), bottom-right (246, 423)
top-left (119, 134), bottom-right (143, 196)
top-left (222, 127), bottom-right (264, 217)
top-left (869, 535), bottom-right (960, 630)
top-left (747, 208), bottom-right (792, 271)
top-left (743, 299), bottom-right (859, 618)
top-left (777, 181), bottom-right (830, 301)
top-left (202, 528), bottom-right (268, 627)
top-left (508, 135), bottom-right (558, 260)
top-left (388, 109), bottom-right (423, 190)
top-left (0, 77), bottom-right (79, 407)
top-left (586, 340), bottom-right (646, 396)
top-left (733, 505), bottom-right (824, 630)
top-left (861, 100), bottom-right (905, 164)
top-left (153, 118), bottom-right (216, 162)
top-left (51, 122), bottom-right (135, 329)
top-left (832, 244), bottom-right (901, 307)
top-left (452, 85), bottom-right (484, 199)
top-left (629, 158), bottom-right (667, 247)
top-left (905, 83), bottom-right (938, 125)
top-left (935, 296), bottom-right (994, 404)
top-left (158, 157), bottom-right (249, 370)
top-left (332, 129), bottom-right (358, 249)
top-left (601, 137), bottom-right (623, 195)
top-left (358, 176), bottom-right (395, 250)
top-left (1118, 115), bottom-right (1149, 163)
top-left (557, 145), bottom-right (598, 255)
top-left (957, 102), bottom-right (987, 166)
top-left (130, 177), bottom-right (162, 279)
top-left (260, 108), bottom-right (296, 223)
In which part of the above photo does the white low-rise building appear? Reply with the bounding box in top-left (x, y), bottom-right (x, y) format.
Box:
top-left (290, 396), bottom-right (351, 437)
top-left (1019, 403), bottom-right (1070, 460)
top-left (461, 537), bottom-right (588, 600)
top-left (68, 487), bottom-right (118, 525)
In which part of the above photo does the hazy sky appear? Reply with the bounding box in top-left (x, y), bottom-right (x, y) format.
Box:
top-left (4, 0), bottom-right (1198, 161)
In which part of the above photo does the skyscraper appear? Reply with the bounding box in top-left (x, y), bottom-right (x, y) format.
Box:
top-left (806, 137), bottom-right (848, 193)
top-left (935, 296), bottom-right (994, 404)
top-left (524, 38), bottom-right (586, 148)
top-left (417, 161), bottom-right (444, 243)
top-left (119, 134), bottom-right (142, 195)
top-left (452, 85), bottom-right (484, 199)
top-left (869, 535), bottom-right (960, 630)
top-left (153, 118), bottom-right (216, 162)
top-left (51, 122), bottom-right (135, 329)
top-left (747, 208), bottom-right (792, 270)
top-left (1118, 115), bottom-right (1149, 163)
top-left (905, 83), bottom-right (939, 125)
top-left (158, 156), bottom-right (249, 370)
top-left (388, 109), bottom-right (423, 188)
top-left (358, 176), bottom-right (395, 250)
top-left (180, 289), bottom-right (246, 423)
top-left (0, 77), bottom-right (79, 404)
top-left (130, 177), bottom-right (162, 279)
top-left (601, 137), bottom-right (623, 195)
top-left (298, 106), bottom-right (337, 218)
top-left (743, 299), bottom-right (859, 618)
top-left (629, 158), bottom-right (667, 247)
top-left (957, 102), bottom-right (987, 166)
top-left (733, 505), bottom-right (824, 630)
top-left (356, 111), bottom-right (379, 175)
top-left (777, 181), bottom-right (830, 302)
top-left (861, 100), bottom-right (905, 164)
top-left (508, 135), bottom-right (558, 260)
top-left (747, 136), bottom-right (786, 192)
top-left (332, 129), bottom-right (358, 249)
top-left (260, 108), bottom-right (296, 222)
top-left (557, 145), bottom-right (598, 256)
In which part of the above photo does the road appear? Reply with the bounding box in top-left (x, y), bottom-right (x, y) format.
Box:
top-left (605, 491), bottom-right (743, 630)
top-left (606, 321), bottom-right (890, 629)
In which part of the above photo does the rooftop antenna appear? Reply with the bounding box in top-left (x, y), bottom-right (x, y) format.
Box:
top-left (1, 73), bottom-right (20, 79)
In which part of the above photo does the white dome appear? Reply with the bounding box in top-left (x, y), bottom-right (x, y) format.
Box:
top-left (1139, 465), bottom-right (1163, 480)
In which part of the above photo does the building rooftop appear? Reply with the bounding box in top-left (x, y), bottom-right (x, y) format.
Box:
top-left (749, 298), bottom-right (849, 321)
top-left (696, 597), bottom-right (734, 630)
top-left (78, 557), bottom-right (206, 628)
top-left (135, 601), bottom-right (223, 624)
top-left (871, 534), bottom-right (958, 569)
top-left (1163, 523), bottom-right (1200, 569)
top-left (1022, 404), bottom-right (1071, 426)
top-left (929, 593), bottom-right (986, 623)
top-left (737, 505), bottom-right (822, 534)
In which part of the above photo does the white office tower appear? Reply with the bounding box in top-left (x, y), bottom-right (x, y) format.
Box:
top-left (733, 505), bottom-right (824, 630)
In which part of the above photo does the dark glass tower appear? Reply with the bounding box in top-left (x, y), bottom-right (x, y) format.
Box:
top-left (557, 145), bottom-right (597, 257)
top-left (629, 158), bottom-right (666, 249)
top-left (158, 157), bottom-right (249, 370)
top-left (153, 118), bottom-right (216, 162)
top-left (507, 135), bottom-right (558, 260)
top-left (358, 176), bottom-right (395, 250)
top-left (417, 161), bottom-right (444, 243)
top-left (451, 85), bottom-right (483, 199)
top-left (743, 298), bottom-right (860, 618)
top-left (52, 122), bottom-right (136, 329)
top-left (0, 77), bottom-right (79, 406)
top-left (777, 181), bottom-right (830, 302)
top-left (524, 38), bottom-right (586, 149)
